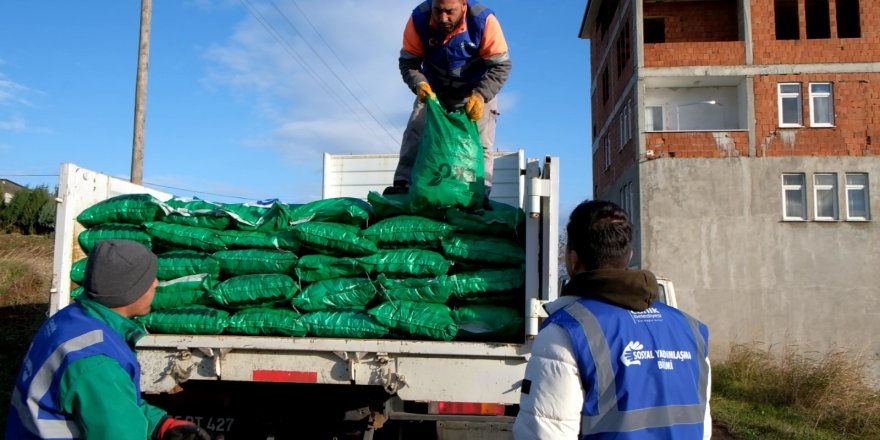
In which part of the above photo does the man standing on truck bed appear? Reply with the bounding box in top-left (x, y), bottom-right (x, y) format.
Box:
top-left (513, 200), bottom-right (712, 439)
top-left (6, 240), bottom-right (211, 440)
top-left (386, 0), bottom-right (512, 198)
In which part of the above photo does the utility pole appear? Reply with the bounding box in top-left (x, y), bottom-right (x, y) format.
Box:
top-left (131, 0), bottom-right (152, 184)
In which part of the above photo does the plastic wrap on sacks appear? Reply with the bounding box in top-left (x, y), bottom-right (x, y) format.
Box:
top-left (227, 307), bottom-right (306, 336)
top-left (292, 277), bottom-right (377, 312)
top-left (137, 305), bottom-right (230, 335)
top-left (300, 309), bottom-right (389, 339)
top-left (369, 301), bottom-right (458, 341)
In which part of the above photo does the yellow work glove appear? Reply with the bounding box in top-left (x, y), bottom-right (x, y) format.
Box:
top-left (465, 92), bottom-right (484, 121)
top-left (416, 82), bottom-right (435, 103)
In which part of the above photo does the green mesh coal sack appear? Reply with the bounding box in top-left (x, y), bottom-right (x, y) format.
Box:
top-left (360, 215), bottom-right (454, 250)
top-left (144, 222), bottom-right (226, 253)
top-left (448, 268), bottom-right (525, 302)
top-left (151, 274), bottom-right (217, 310)
top-left (357, 249), bottom-right (450, 278)
top-left (300, 309), bottom-right (389, 339)
top-left (451, 304), bottom-right (523, 341)
top-left (70, 258), bottom-right (88, 284)
top-left (78, 223), bottom-right (152, 254)
top-left (137, 305), bottom-right (229, 335)
top-left (227, 307), bottom-right (306, 336)
top-left (157, 250), bottom-right (220, 280)
top-left (213, 249), bottom-right (298, 277)
top-left (221, 200), bottom-right (291, 232)
top-left (440, 234), bottom-right (524, 266)
top-left (445, 201), bottom-right (526, 238)
top-left (210, 274), bottom-right (299, 309)
top-left (287, 197), bottom-right (373, 228)
top-left (409, 97), bottom-right (485, 211)
top-left (76, 193), bottom-right (167, 227)
top-left (375, 274), bottom-right (453, 303)
top-left (295, 255), bottom-right (363, 282)
top-left (368, 301), bottom-right (457, 341)
top-left (292, 222), bottom-right (378, 256)
top-left (216, 229), bottom-right (299, 252)
top-left (162, 197), bottom-right (231, 230)
top-left (291, 277), bottom-right (377, 312)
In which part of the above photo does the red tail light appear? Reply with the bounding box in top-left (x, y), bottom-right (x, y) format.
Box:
top-left (428, 401), bottom-right (506, 416)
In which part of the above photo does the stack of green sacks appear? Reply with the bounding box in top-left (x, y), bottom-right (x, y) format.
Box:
top-left (70, 191), bottom-right (527, 342)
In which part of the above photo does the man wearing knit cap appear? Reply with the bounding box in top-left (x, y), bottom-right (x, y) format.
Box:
top-left (6, 240), bottom-right (212, 440)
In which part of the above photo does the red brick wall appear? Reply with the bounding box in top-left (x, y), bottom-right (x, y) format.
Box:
top-left (751, 0), bottom-right (880, 64)
top-left (591, 4), bottom-right (636, 156)
top-left (645, 131), bottom-right (750, 158)
top-left (753, 73), bottom-right (880, 156)
top-left (595, 90), bottom-right (639, 195)
top-left (644, 41), bottom-right (746, 67)
top-left (644, 1), bottom-right (740, 42)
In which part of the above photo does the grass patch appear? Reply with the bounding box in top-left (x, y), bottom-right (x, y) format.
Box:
top-left (714, 342), bottom-right (880, 439)
top-left (0, 233), bottom-right (52, 434)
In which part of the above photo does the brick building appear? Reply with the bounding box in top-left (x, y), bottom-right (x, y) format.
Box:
top-left (580, 0), bottom-right (879, 379)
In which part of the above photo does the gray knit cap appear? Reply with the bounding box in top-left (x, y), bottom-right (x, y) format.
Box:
top-left (83, 240), bottom-right (158, 308)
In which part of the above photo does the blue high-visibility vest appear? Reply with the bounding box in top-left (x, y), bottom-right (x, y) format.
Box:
top-left (6, 303), bottom-right (141, 439)
top-left (411, 0), bottom-right (493, 92)
top-left (544, 298), bottom-right (710, 439)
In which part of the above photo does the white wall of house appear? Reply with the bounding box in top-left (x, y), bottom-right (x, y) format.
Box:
top-left (638, 156), bottom-right (879, 384)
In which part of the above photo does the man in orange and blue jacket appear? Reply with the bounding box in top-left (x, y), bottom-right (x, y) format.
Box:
top-left (388, 0), bottom-right (512, 197)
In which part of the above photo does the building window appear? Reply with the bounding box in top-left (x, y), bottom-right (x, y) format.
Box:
top-left (619, 100), bottom-right (632, 150)
top-left (805, 0), bottom-right (831, 39)
top-left (837, 0), bottom-right (861, 38)
top-left (644, 17), bottom-right (665, 43)
top-left (775, 0), bottom-right (800, 40)
top-left (604, 136), bottom-right (611, 170)
top-left (778, 83), bottom-right (803, 127)
top-left (845, 173), bottom-right (870, 220)
top-left (602, 67), bottom-right (610, 104)
top-left (782, 173), bottom-right (807, 220)
top-left (619, 182), bottom-right (633, 216)
top-left (809, 83), bottom-right (834, 127)
top-left (646, 106), bottom-right (664, 131)
top-left (813, 173), bottom-right (838, 220)
top-left (616, 21), bottom-right (631, 76)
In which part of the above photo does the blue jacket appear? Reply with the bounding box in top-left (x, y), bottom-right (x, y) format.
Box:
top-left (545, 298), bottom-right (710, 439)
top-left (6, 302), bottom-right (143, 439)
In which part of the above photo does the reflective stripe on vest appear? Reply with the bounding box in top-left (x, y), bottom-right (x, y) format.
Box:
top-left (9, 329), bottom-right (104, 438)
top-left (563, 301), bottom-right (709, 435)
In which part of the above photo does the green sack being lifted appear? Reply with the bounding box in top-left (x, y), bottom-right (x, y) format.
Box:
top-left (409, 97), bottom-right (485, 211)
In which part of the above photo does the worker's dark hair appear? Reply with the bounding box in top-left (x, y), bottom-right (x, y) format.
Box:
top-left (566, 200), bottom-right (633, 269)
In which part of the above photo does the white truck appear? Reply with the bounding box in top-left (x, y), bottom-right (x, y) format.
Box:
top-left (50, 151), bottom-right (561, 439)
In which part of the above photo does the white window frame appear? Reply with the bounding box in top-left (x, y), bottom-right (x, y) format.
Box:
top-left (781, 173), bottom-right (807, 221)
top-left (619, 100), bottom-right (632, 150)
top-left (809, 82), bottom-right (834, 127)
top-left (604, 136), bottom-right (611, 170)
top-left (813, 173), bottom-right (838, 221)
top-left (778, 83), bottom-right (803, 128)
top-left (645, 105), bottom-right (664, 131)
top-left (845, 173), bottom-right (871, 221)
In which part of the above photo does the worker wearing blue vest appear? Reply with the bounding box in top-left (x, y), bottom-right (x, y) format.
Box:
top-left (387, 0), bottom-right (512, 199)
top-left (6, 240), bottom-right (211, 440)
top-left (513, 200), bottom-right (712, 439)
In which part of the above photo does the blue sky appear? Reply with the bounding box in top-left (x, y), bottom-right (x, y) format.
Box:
top-left (0, 0), bottom-right (592, 217)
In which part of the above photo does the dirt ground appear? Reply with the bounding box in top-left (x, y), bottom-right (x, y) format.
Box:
top-left (713, 420), bottom-right (739, 439)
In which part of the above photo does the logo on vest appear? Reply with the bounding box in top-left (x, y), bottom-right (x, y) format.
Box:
top-left (629, 307), bottom-right (663, 323)
top-left (621, 340), bottom-right (695, 370)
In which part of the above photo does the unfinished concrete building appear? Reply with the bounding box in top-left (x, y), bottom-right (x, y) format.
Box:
top-left (580, 0), bottom-right (879, 378)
